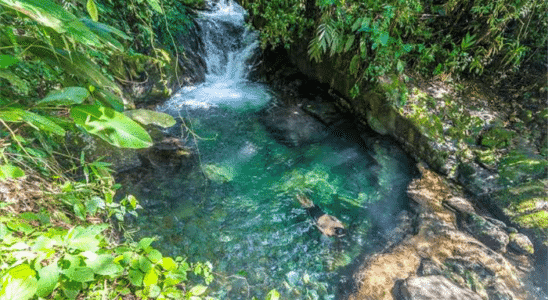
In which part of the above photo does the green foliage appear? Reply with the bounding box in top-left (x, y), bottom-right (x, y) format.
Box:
top-left (71, 104), bottom-right (153, 149)
top-left (0, 216), bottom-right (214, 300)
top-left (247, 0), bottom-right (547, 80)
top-left (0, 164), bottom-right (26, 180)
top-left (244, 0), bottom-right (314, 49)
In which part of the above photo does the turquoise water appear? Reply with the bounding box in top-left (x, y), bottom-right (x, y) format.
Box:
top-left (130, 85), bottom-right (416, 299)
top-left (126, 1), bottom-right (416, 298)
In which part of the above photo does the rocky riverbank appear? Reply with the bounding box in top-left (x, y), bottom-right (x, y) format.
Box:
top-left (255, 43), bottom-right (547, 298)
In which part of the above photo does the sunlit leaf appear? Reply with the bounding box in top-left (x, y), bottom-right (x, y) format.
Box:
top-left (86, 0), bottom-right (98, 22)
top-left (36, 263), bottom-right (60, 297)
top-left (146, 0), bottom-right (163, 13)
top-left (124, 109), bottom-right (176, 128)
top-left (0, 164), bottom-right (25, 181)
top-left (85, 254), bottom-right (123, 276)
top-left (71, 104), bottom-right (153, 149)
top-left (143, 268), bottom-right (158, 287)
top-left (36, 87), bottom-right (89, 106)
top-left (0, 108), bottom-right (65, 136)
top-left (0, 264), bottom-right (37, 300)
top-left (189, 285), bottom-right (207, 296)
top-left (159, 257), bottom-right (177, 271)
top-left (265, 289), bottom-right (280, 300)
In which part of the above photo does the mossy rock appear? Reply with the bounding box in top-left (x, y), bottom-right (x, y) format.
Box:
top-left (202, 164), bottom-right (234, 184)
top-left (481, 127), bottom-right (516, 148)
top-left (508, 232), bottom-right (535, 255)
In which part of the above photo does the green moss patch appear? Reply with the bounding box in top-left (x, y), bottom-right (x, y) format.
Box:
top-left (513, 210), bottom-right (548, 229)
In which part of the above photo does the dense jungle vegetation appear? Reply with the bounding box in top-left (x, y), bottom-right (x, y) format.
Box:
top-left (244, 0), bottom-right (547, 85)
top-left (0, 0), bottom-right (546, 299)
top-left (0, 0), bottom-right (224, 299)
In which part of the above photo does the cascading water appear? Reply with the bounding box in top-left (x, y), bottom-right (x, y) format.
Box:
top-left (163, 0), bottom-right (269, 111)
top-left (132, 1), bottom-right (416, 299)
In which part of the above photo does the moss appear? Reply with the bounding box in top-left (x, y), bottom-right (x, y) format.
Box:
top-left (513, 210), bottom-right (548, 229)
top-left (474, 149), bottom-right (498, 169)
top-left (481, 127), bottom-right (516, 148)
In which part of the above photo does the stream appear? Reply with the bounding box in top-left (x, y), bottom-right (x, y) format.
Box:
top-left (129, 1), bottom-right (417, 299)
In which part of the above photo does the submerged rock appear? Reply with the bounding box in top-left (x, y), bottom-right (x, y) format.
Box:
top-left (394, 275), bottom-right (483, 300)
top-left (260, 105), bottom-right (328, 147)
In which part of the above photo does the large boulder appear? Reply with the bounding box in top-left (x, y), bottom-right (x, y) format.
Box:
top-left (394, 276), bottom-right (483, 300)
top-left (464, 213), bottom-right (510, 253)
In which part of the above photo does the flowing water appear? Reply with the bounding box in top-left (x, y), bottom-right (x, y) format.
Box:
top-left (130, 1), bottom-right (417, 299)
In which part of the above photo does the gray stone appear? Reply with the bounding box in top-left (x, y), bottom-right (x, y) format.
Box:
top-left (417, 259), bottom-right (443, 276)
top-left (508, 232), bottom-right (535, 255)
top-left (394, 275), bottom-right (483, 300)
top-left (465, 214), bottom-right (509, 253)
top-left (444, 196), bottom-right (476, 215)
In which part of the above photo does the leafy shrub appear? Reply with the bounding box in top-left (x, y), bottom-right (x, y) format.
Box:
top-left (0, 218), bottom-right (213, 300)
top-left (244, 0), bottom-right (547, 80)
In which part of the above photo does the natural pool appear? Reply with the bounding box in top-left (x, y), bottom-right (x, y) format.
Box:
top-left (127, 97), bottom-right (417, 299)
top-left (124, 1), bottom-right (417, 299)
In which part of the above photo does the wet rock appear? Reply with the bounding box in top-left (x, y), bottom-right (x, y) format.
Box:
top-left (508, 232), bottom-right (535, 255)
top-left (465, 213), bottom-right (509, 253)
top-left (139, 137), bottom-right (191, 172)
top-left (393, 275), bottom-right (483, 300)
top-left (301, 97), bottom-right (341, 126)
top-left (259, 105), bottom-right (328, 147)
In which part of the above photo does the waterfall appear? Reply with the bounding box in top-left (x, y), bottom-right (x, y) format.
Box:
top-left (161, 0), bottom-right (270, 111)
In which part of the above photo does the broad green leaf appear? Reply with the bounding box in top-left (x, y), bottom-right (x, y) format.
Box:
top-left (86, 0), bottom-right (98, 22)
top-left (138, 237), bottom-right (155, 250)
top-left (159, 257), bottom-right (177, 271)
top-left (0, 164), bottom-right (25, 180)
top-left (147, 249), bottom-right (162, 263)
top-left (36, 263), bottom-right (60, 297)
top-left (0, 108), bottom-right (65, 136)
top-left (379, 32), bottom-right (390, 46)
top-left (63, 267), bottom-right (94, 282)
top-left (128, 269), bottom-right (144, 287)
top-left (143, 268), bottom-right (158, 287)
top-left (344, 35), bottom-right (355, 52)
top-left (0, 264), bottom-right (37, 300)
top-left (147, 284), bottom-right (161, 298)
top-left (265, 289), bottom-right (280, 300)
top-left (65, 225), bottom-right (106, 251)
top-left (71, 104), bottom-right (153, 149)
top-left (139, 256), bottom-right (153, 273)
top-left (0, 54), bottom-right (18, 68)
top-left (0, 0), bottom-right (101, 47)
top-left (0, 69), bottom-right (29, 95)
top-left (124, 109), bottom-right (176, 128)
top-left (189, 285), bottom-right (207, 296)
top-left (61, 280), bottom-right (81, 300)
top-left (164, 272), bottom-right (186, 286)
top-left (146, 0), bottom-right (163, 13)
top-left (37, 87), bottom-right (89, 106)
top-left (84, 254), bottom-right (123, 276)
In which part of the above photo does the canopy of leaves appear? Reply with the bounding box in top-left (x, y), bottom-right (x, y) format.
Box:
top-left (244, 0), bottom-right (547, 80)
